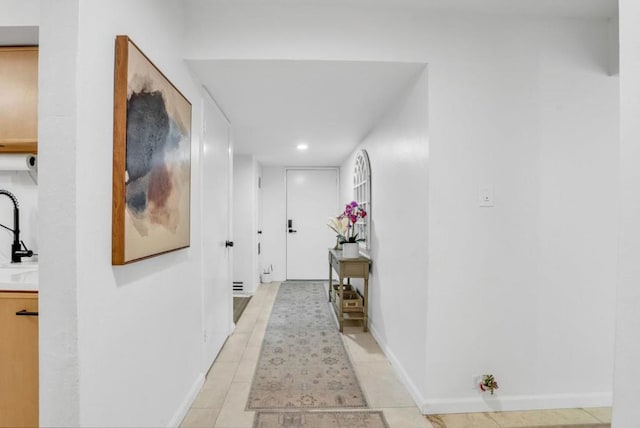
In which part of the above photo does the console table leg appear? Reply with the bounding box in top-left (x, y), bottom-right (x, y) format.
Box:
top-left (339, 274), bottom-right (344, 332)
top-left (363, 277), bottom-right (369, 332)
top-left (328, 262), bottom-right (333, 302)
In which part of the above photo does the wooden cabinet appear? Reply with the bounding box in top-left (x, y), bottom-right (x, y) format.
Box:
top-left (328, 249), bottom-right (371, 332)
top-left (0, 47), bottom-right (38, 154)
top-left (0, 292), bottom-right (38, 428)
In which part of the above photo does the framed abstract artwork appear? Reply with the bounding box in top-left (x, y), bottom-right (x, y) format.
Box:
top-left (112, 35), bottom-right (192, 265)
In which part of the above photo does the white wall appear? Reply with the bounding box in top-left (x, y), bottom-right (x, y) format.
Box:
top-left (183, 3), bottom-right (619, 414)
top-left (424, 19), bottom-right (618, 412)
top-left (261, 166), bottom-right (286, 282)
top-left (39, 0), bottom-right (81, 423)
top-left (233, 154), bottom-right (259, 292)
top-left (613, 1), bottom-right (640, 426)
top-left (340, 69), bottom-right (430, 404)
top-left (38, 0), bottom-right (226, 426)
top-left (0, 0), bottom-right (38, 27)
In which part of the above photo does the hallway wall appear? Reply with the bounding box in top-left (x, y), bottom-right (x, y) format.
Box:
top-left (183, 2), bottom-right (618, 414)
top-left (613, 1), bottom-right (640, 426)
top-left (38, 1), bottom-right (220, 426)
top-left (340, 69), bottom-right (429, 404)
top-left (423, 19), bottom-right (618, 413)
top-left (233, 154), bottom-right (260, 293)
top-left (261, 166), bottom-right (286, 282)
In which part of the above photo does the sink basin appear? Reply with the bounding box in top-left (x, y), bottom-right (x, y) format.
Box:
top-left (0, 262), bottom-right (38, 292)
top-left (0, 261), bottom-right (38, 269)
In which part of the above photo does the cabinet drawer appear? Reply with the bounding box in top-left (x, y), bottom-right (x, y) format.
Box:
top-left (0, 292), bottom-right (38, 428)
top-left (341, 262), bottom-right (368, 278)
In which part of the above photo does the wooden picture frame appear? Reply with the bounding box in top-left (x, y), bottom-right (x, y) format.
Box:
top-left (112, 35), bottom-right (192, 265)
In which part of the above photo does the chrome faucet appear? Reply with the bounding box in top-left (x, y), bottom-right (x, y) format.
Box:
top-left (0, 190), bottom-right (33, 263)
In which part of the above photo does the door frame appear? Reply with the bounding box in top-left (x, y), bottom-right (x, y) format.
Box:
top-left (284, 167), bottom-right (340, 280)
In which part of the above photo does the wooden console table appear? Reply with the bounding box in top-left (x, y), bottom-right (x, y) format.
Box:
top-left (328, 249), bottom-right (371, 332)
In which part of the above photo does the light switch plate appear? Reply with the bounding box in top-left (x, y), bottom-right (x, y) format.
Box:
top-left (479, 185), bottom-right (494, 207)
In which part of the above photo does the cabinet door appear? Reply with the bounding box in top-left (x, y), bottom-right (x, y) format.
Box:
top-left (0, 47), bottom-right (38, 153)
top-left (0, 292), bottom-right (38, 428)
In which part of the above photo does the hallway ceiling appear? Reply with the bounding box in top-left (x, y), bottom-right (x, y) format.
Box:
top-left (396, 0), bottom-right (617, 17)
top-left (185, 0), bottom-right (615, 167)
top-left (185, 0), bottom-right (616, 19)
top-left (187, 60), bottom-right (425, 166)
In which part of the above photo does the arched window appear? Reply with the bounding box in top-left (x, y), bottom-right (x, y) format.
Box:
top-left (353, 150), bottom-right (371, 251)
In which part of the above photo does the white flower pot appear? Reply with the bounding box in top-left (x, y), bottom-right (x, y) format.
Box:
top-left (260, 273), bottom-right (272, 283)
top-left (341, 242), bottom-right (360, 258)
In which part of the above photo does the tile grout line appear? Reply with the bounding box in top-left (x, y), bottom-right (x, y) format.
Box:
top-left (212, 285), bottom-right (272, 428)
top-left (582, 407), bottom-right (607, 424)
top-left (432, 408), bottom-right (611, 428)
top-left (340, 330), bottom-right (376, 412)
top-left (216, 286), bottom-right (271, 426)
top-left (201, 313), bottom-right (253, 426)
top-left (486, 411), bottom-right (505, 427)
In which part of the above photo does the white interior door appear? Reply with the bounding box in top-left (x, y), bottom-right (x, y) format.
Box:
top-left (201, 96), bottom-right (233, 370)
top-left (286, 169), bottom-right (338, 280)
top-left (257, 174), bottom-right (263, 281)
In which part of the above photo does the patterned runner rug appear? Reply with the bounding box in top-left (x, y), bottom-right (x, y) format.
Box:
top-left (247, 281), bottom-right (367, 410)
top-left (253, 411), bottom-right (389, 428)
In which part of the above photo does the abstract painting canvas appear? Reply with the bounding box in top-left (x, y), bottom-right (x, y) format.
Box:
top-left (112, 35), bottom-right (192, 265)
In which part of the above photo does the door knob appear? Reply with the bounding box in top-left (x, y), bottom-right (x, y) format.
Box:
top-left (225, 240), bottom-right (234, 247)
top-left (287, 219), bottom-right (297, 234)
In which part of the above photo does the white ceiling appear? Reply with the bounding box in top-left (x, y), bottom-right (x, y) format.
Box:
top-left (185, 0), bottom-right (616, 167)
top-left (188, 60), bottom-right (426, 166)
top-left (401, 0), bottom-right (617, 18)
top-left (187, 0), bottom-right (617, 19)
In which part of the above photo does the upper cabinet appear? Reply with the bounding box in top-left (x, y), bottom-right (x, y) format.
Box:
top-left (0, 47), bottom-right (38, 154)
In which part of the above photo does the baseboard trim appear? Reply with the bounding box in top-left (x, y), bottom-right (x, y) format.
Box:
top-left (167, 373), bottom-right (205, 427)
top-left (368, 322), bottom-right (427, 411)
top-left (422, 392), bottom-right (613, 415)
top-left (367, 323), bottom-right (612, 416)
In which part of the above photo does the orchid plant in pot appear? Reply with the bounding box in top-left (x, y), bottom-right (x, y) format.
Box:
top-left (328, 201), bottom-right (367, 258)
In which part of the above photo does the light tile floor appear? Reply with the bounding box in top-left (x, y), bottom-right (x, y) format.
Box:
top-left (427, 407), bottom-right (612, 427)
top-left (180, 282), bottom-right (612, 428)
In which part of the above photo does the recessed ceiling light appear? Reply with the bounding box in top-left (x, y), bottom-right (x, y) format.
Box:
top-left (297, 143), bottom-right (309, 151)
